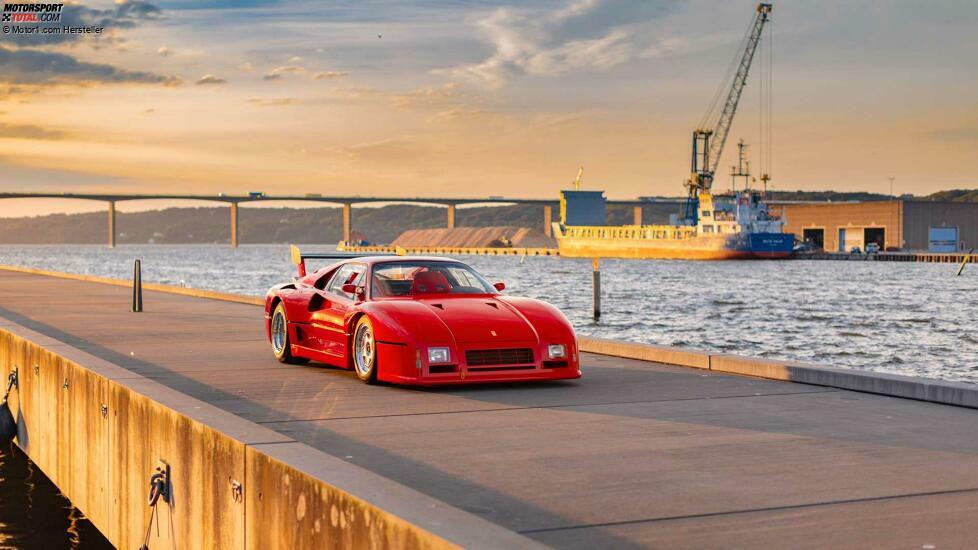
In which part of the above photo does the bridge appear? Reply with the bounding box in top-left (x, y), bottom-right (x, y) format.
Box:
top-left (0, 192), bottom-right (682, 247)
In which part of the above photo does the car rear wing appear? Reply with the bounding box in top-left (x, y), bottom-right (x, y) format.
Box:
top-left (289, 245), bottom-right (399, 277)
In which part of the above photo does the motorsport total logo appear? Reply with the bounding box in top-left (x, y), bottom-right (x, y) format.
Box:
top-left (2, 2), bottom-right (104, 37)
top-left (1, 3), bottom-right (64, 23)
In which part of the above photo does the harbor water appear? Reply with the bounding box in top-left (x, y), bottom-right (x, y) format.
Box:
top-left (0, 244), bottom-right (974, 384)
top-left (0, 444), bottom-right (112, 548)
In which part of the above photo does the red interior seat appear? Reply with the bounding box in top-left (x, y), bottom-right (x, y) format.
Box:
top-left (411, 270), bottom-right (450, 294)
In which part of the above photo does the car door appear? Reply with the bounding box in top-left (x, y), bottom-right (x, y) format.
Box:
top-left (284, 267), bottom-right (339, 359)
top-left (313, 263), bottom-right (366, 363)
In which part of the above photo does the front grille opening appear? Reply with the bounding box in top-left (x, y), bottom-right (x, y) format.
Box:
top-left (468, 365), bottom-right (534, 372)
top-left (465, 348), bottom-right (534, 366)
top-left (429, 364), bottom-right (457, 374)
top-left (542, 361), bottom-right (568, 368)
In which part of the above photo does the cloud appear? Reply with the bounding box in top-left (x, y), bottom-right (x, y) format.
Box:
top-left (158, 46), bottom-right (172, 57)
top-left (927, 127), bottom-right (978, 142)
top-left (0, 122), bottom-right (66, 140)
top-left (262, 65), bottom-right (304, 80)
top-left (0, 0), bottom-right (163, 46)
top-left (442, 0), bottom-right (677, 88)
top-left (333, 137), bottom-right (431, 163)
top-left (325, 81), bottom-right (473, 113)
top-left (389, 82), bottom-right (461, 109)
top-left (195, 74), bottom-right (226, 85)
top-left (312, 71), bottom-right (348, 80)
top-left (113, 0), bottom-right (164, 26)
top-left (427, 106), bottom-right (488, 123)
top-left (0, 46), bottom-right (180, 86)
top-left (247, 98), bottom-right (298, 107)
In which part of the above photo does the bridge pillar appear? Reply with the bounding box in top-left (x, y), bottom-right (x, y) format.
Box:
top-left (446, 205), bottom-right (455, 229)
top-left (230, 203), bottom-right (238, 248)
top-left (633, 206), bottom-right (642, 226)
top-left (342, 203), bottom-right (351, 243)
top-left (544, 205), bottom-right (552, 237)
top-left (107, 201), bottom-right (116, 248)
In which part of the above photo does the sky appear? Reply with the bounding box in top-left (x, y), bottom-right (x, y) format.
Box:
top-left (1, 0), bottom-right (976, 217)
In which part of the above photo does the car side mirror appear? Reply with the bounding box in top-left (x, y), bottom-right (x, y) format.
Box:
top-left (493, 282), bottom-right (506, 291)
top-left (342, 283), bottom-right (365, 299)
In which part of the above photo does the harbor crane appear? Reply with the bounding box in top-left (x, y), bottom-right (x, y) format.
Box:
top-left (684, 2), bottom-right (772, 224)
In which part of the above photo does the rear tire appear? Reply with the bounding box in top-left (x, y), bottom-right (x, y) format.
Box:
top-left (271, 303), bottom-right (308, 365)
top-left (353, 316), bottom-right (378, 383)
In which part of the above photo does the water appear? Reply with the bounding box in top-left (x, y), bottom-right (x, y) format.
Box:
top-left (0, 244), bottom-right (975, 384)
top-left (0, 444), bottom-right (112, 549)
top-left (0, 244), bottom-right (975, 545)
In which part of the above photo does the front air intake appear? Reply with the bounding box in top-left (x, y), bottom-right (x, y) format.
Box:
top-left (465, 348), bottom-right (534, 366)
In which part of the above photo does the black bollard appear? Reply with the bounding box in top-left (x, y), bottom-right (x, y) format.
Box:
top-left (592, 257), bottom-right (601, 321)
top-left (132, 259), bottom-right (143, 312)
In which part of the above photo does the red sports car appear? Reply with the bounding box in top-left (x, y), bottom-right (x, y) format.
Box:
top-left (264, 248), bottom-right (581, 385)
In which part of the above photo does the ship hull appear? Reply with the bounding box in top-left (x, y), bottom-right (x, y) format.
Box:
top-left (556, 229), bottom-right (794, 260)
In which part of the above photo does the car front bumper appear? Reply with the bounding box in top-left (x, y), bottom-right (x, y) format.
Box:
top-left (376, 341), bottom-right (582, 386)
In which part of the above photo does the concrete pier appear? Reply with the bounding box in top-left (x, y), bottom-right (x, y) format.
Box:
top-left (446, 204), bottom-right (455, 229)
top-left (1, 267), bottom-right (977, 548)
top-left (342, 203), bottom-right (352, 243)
top-left (797, 251), bottom-right (977, 263)
top-left (543, 205), bottom-right (553, 237)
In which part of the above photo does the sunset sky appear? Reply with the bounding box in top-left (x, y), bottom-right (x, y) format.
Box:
top-left (1, 0), bottom-right (976, 216)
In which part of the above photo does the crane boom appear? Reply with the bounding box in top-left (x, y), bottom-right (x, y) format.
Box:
top-left (687, 2), bottom-right (771, 210)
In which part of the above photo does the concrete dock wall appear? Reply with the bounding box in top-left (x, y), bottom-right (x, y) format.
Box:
top-left (579, 337), bottom-right (978, 409)
top-left (0, 264), bottom-right (263, 306)
top-left (0, 318), bottom-right (538, 549)
top-left (578, 336), bottom-right (709, 369)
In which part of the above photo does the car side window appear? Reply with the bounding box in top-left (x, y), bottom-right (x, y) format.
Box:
top-left (313, 267), bottom-right (339, 290)
top-left (326, 265), bottom-right (365, 299)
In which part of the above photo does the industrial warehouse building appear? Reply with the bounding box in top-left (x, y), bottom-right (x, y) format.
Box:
top-left (774, 200), bottom-right (978, 252)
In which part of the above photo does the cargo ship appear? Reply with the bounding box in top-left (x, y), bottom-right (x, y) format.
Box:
top-left (552, 2), bottom-right (793, 260)
top-left (552, 188), bottom-right (794, 260)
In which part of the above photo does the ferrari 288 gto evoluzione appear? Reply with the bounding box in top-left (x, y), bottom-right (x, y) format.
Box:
top-left (264, 248), bottom-right (581, 385)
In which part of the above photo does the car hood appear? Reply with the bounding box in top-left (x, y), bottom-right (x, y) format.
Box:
top-left (418, 296), bottom-right (538, 344)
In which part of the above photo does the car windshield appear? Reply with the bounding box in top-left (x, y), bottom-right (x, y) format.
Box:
top-left (371, 261), bottom-right (496, 297)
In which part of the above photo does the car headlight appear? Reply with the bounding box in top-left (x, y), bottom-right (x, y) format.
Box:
top-left (427, 347), bottom-right (451, 364)
top-left (547, 344), bottom-right (567, 359)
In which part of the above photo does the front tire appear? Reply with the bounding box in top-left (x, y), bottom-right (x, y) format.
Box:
top-left (271, 303), bottom-right (308, 364)
top-left (353, 316), bottom-right (378, 383)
